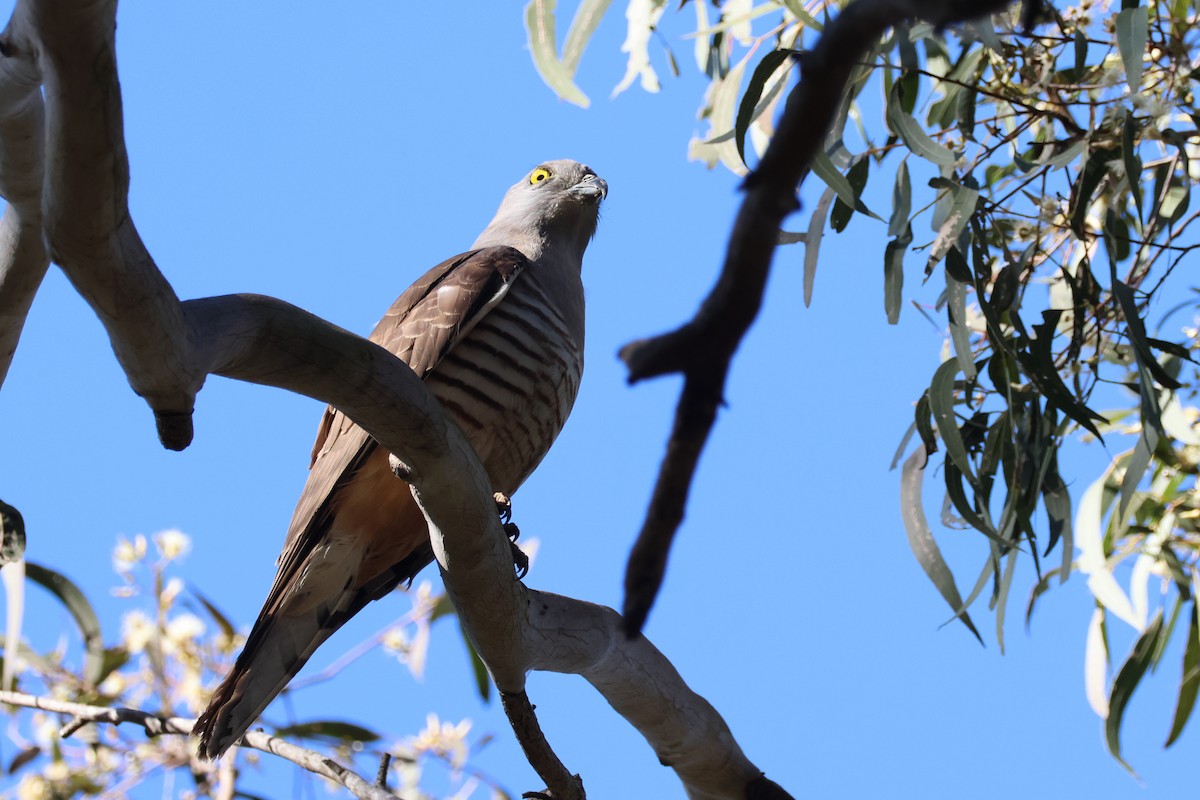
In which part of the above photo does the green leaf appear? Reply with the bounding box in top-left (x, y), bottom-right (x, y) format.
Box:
top-left (884, 223), bottom-right (911, 324)
top-left (190, 587), bottom-right (237, 646)
top-left (24, 562), bottom-right (105, 686)
top-left (1041, 466), bottom-right (1073, 581)
top-left (900, 444), bottom-right (982, 643)
top-left (888, 160), bottom-right (911, 238)
top-left (811, 150), bottom-right (880, 218)
top-left (946, 270), bottom-right (976, 379)
top-left (7, 745), bottom-right (40, 774)
top-left (1017, 311), bottom-right (1107, 438)
top-left (524, 0), bottom-right (591, 107)
top-left (1113, 280), bottom-right (1183, 391)
top-left (1106, 609), bottom-right (1163, 774)
top-left (780, 0), bottom-right (823, 29)
top-left (1069, 147), bottom-right (1119, 236)
top-left (830, 156), bottom-right (869, 232)
top-left (1165, 602), bottom-right (1199, 747)
top-left (561, 0), bottom-right (613, 75)
top-left (1116, 6), bottom-right (1148, 93)
top-left (887, 82), bottom-right (956, 167)
top-left (929, 358), bottom-right (976, 486)
top-left (1025, 567), bottom-right (1064, 630)
top-left (0, 500), bottom-right (25, 566)
top-left (803, 186), bottom-right (836, 306)
top-left (995, 549), bottom-right (1018, 655)
top-left (274, 720), bottom-right (382, 744)
top-left (1122, 109), bottom-right (1143, 220)
top-left (735, 49), bottom-right (792, 165)
top-left (926, 181), bottom-right (978, 275)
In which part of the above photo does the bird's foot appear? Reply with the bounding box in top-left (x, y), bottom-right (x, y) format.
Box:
top-left (494, 492), bottom-right (513, 523)
top-left (506, 523), bottom-right (529, 579)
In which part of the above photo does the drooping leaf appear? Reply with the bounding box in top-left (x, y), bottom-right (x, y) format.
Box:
top-left (7, 745), bottom-right (40, 775)
top-left (735, 49), bottom-right (793, 165)
top-left (1025, 567), bottom-right (1064, 630)
top-left (1113, 280), bottom-right (1183, 391)
top-left (612, 0), bottom-right (668, 96)
top-left (1164, 602), bottom-right (1199, 747)
top-left (1069, 146), bottom-right (1119, 236)
top-left (926, 181), bottom-right (979, 275)
top-left (995, 549), bottom-right (1018, 655)
top-left (803, 186), bottom-right (836, 307)
top-left (190, 587), bottom-right (238, 646)
top-left (888, 160), bottom-right (912, 238)
top-left (1116, 6), bottom-right (1148, 93)
top-left (525, 0), bottom-right (592, 107)
top-left (1085, 608), bottom-right (1111, 717)
top-left (691, 58), bottom-right (748, 174)
top-left (1106, 609), bottom-right (1163, 774)
top-left (24, 562), bottom-right (104, 686)
top-left (829, 156), bottom-right (869, 232)
top-left (887, 82), bottom-right (956, 167)
top-left (900, 444), bottom-right (982, 643)
top-left (946, 270), bottom-right (976, 379)
top-left (810, 150), bottom-right (879, 218)
top-left (1122, 109), bottom-right (1143, 220)
top-left (884, 222), bottom-right (911, 324)
top-left (1041, 463), bottom-right (1073, 580)
top-left (274, 720), bottom-right (382, 745)
top-left (1018, 311), bottom-right (1107, 438)
top-left (929, 359), bottom-right (976, 486)
top-left (561, 0), bottom-right (613, 75)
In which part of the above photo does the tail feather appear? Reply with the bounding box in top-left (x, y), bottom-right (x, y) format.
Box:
top-left (193, 536), bottom-right (435, 759)
top-left (194, 592), bottom-right (351, 759)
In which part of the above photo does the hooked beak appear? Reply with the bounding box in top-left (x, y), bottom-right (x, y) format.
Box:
top-left (568, 173), bottom-right (608, 200)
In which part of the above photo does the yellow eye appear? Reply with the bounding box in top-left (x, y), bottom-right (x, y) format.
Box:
top-left (529, 167), bottom-right (552, 185)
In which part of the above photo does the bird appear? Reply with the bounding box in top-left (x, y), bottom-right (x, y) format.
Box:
top-left (194, 160), bottom-right (606, 759)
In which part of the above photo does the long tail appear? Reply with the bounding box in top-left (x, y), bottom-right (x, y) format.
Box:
top-left (193, 550), bottom-right (360, 759)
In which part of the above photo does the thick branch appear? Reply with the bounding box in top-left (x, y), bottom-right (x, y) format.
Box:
top-left (0, 7), bottom-right (49, 387)
top-left (24, 0), bottom-right (202, 447)
top-left (616, 0), bottom-right (1020, 635)
top-left (0, 1), bottom-right (792, 797)
top-left (0, 690), bottom-right (400, 800)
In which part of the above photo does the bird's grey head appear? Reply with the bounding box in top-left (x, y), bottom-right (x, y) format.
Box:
top-left (473, 159), bottom-right (607, 263)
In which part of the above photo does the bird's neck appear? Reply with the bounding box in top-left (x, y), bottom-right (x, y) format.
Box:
top-left (472, 217), bottom-right (593, 269)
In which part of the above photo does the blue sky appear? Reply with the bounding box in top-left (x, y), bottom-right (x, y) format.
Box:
top-left (0, 2), bottom-right (1194, 798)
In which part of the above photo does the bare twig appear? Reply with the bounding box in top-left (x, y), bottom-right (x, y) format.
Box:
top-left (0, 690), bottom-right (401, 800)
top-left (617, 0), bottom-right (1020, 636)
top-left (501, 691), bottom-right (583, 800)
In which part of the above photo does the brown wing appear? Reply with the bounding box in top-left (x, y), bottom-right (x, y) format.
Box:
top-left (271, 245), bottom-right (528, 587)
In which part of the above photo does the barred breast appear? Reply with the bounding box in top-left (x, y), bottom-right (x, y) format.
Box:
top-left (423, 269), bottom-right (584, 494)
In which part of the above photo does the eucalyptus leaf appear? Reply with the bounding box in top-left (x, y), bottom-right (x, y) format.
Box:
top-left (1106, 609), bottom-right (1163, 775)
top-left (900, 444), bottom-right (983, 643)
top-left (524, 0), bottom-right (591, 107)
top-left (1164, 602), bottom-right (1199, 747)
top-left (1116, 6), bottom-right (1148, 93)
top-left (888, 83), bottom-right (956, 167)
top-left (735, 49), bottom-right (792, 165)
top-left (803, 186), bottom-right (836, 307)
top-left (25, 562), bottom-right (105, 686)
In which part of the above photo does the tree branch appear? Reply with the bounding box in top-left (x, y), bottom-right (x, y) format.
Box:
top-left (0, 690), bottom-right (401, 800)
top-left (616, 0), bottom-right (1021, 636)
top-left (0, 1), bottom-right (788, 797)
